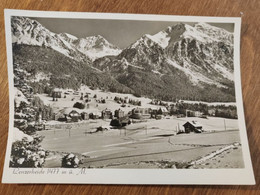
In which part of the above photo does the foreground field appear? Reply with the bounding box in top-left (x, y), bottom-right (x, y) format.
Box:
top-left (37, 117), bottom-right (244, 168)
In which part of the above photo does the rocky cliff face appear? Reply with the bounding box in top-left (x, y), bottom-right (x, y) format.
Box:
top-left (94, 22), bottom-right (234, 88)
top-left (165, 23), bottom-right (234, 85)
top-left (11, 16), bottom-right (235, 102)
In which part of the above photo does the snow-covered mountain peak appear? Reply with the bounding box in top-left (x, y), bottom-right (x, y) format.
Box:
top-left (73, 35), bottom-right (122, 61)
top-left (11, 17), bottom-right (121, 61)
top-left (167, 23), bottom-right (219, 44)
top-left (11, 16), bottom-right (84, 59)
top-left (129, 34), bottom-right (162, 49)
top-left (194, 22), bottom-right (233, 44)
top-left (143, 23), bottom-right (222, 49)
top-left (83, 35), bottom-right (116, 49)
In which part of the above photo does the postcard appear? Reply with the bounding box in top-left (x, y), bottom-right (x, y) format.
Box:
top-left (2, 9), bottom-right (255, 184)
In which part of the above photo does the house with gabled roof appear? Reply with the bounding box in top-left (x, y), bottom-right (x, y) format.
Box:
top-left (183, 121), bottom-right (203, 133)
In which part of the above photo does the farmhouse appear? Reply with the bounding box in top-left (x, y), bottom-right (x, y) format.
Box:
top-left (69, 110), bottom-right (81, 122)
top-left (114, 109), bottom-right (124, 119)
top-left (157, 107), bottom-right (169, 116)
top-left (183, 121), bottom-right (203, 133)
top-left (130, 108), bottom-right (150, 119)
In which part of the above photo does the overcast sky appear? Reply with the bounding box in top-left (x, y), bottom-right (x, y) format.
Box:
top-left (31, 17), bottom-right (234, 49)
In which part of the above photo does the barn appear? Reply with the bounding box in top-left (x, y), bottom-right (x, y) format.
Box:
top-left (69, 110), bottom-right (81, 122)
top-left (183, 121), bottom-right (203, 133)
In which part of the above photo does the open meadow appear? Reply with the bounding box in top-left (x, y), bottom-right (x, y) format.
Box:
top-left (37, 116), bottom-right (243, 168)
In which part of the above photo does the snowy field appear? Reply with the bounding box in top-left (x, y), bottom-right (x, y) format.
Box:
top-left (35, 85), bottom-right (242, 168)
top-left (36, 85), bottom-right (236, 116)
top-left (37, 85), bottom-right (159, 114)
top-left (37, 116), bottom-right (242, 168)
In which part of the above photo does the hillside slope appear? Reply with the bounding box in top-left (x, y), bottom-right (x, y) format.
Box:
top-left (13, 44), bottom-right (133, 94)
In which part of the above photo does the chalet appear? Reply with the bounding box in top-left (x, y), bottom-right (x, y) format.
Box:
top-left (81, 112), bottom-right (89, 120)
top-left (102, 109), bottom-right (113, 119)
top-left (114, 109), bottom-right (124, 119)
top-left (157, 107), bottom-right (169, 116)
top-left (69, 110), bottom-right (81, 122)
top-left (183, 121), bottom-right (203, 133)
top-left (54, 112), bottom-right (66, 121)
top-left (130, 108), bottom-right (150, 119)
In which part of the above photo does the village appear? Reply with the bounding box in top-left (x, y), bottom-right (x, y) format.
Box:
top-left (12, 62), bottom-right (242, 169)
top-left (34, 86), bottom-right (237, 134)
top-left (33, 87), bottom-right (242, 168)
top-left (13, 82), bottom-right (243, 169)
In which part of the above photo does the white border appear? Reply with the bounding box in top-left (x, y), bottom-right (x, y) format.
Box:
top-left (2, 9), bottom-right (255, 185)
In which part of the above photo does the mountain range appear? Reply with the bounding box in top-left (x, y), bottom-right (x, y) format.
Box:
top-left (11, 16), bottom-right (121, 61)
top-left (11, 16), bottom-right (235, 102)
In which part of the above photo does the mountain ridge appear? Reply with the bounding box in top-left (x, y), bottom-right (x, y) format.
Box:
top-left (94, 22), bottom-right (234, 86)
top-left (11, 16), bottom-right (121, 62)
top-left (11, 16), bottom-right (236, 102)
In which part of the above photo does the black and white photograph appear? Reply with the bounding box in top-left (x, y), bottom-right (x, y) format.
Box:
top-left (2, 10), bottom-right (255, 184)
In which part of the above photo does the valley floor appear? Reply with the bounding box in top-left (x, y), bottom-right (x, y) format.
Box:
top-left (37, 117), bottom-right (244, 169)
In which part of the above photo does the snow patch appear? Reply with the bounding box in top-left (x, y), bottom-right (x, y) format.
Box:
top-left (13, 127), bottom-right (33, 142)
top-left (146, 32), bottom-right (170, 48)
top-left (14, 87), bottom-right (29, 107)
